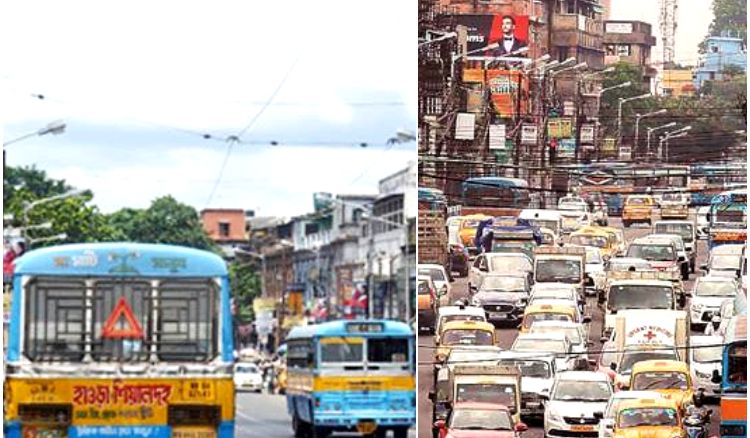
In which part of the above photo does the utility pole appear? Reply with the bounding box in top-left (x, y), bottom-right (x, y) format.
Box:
top-left (514, 71), bottom-right (523, 179)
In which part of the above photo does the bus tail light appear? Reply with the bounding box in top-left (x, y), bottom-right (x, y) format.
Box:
top-left (18, 404), bottom-right (72, 425)
top-left (168, 405), bottom-right (221, 427)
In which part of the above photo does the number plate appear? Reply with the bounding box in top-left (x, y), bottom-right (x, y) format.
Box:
top-left (183, 381), bottom-right (215, 401)
top-left (173, 427), bottom-right (218, 438)
top-left (571, 425), bottom-right (595, 432)
top-left (490, 312), bottom-right (507, 319)
top-left (356, 421), bottom-right (378, 434)
top-left (21, 427), bottom-right (65, 438)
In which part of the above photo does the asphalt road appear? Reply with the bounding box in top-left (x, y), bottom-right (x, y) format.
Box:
top-left (417, 217), bottom-right (721, 438)
top-left (235, 392), bottom-right (417, 437)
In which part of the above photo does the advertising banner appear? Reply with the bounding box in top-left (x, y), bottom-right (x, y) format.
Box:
top-left (452, 14), bottom-right (530, 55)
top-left (466, 88), bottom-right (484, 113)
top-left (580, 124), bottom-right (595, 143)
top-left (455, 113), bottom-right (476, 140)
top-left (601, 137), bottom-right (617, 154)
top-left (489, 124), bottom-right (507, 149)
top-left (521, 124), bottom-right (537, 145)
top-left (548, 118), bottom-right (572, 139)
top-left (486, 69), bottom-right (528, 117)
top-left (558, 139), bottom-right (577, 158)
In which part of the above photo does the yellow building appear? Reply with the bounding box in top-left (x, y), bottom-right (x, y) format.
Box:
top-left (660, 69), bottom-right (696, 97)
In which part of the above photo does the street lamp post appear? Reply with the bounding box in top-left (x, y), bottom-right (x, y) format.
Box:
top-left (634, 109), bottom-right (667, 153)
top-left (582, 81), bottom-right (631, 160)
top-left (660, 126), bottom-right (691, 161)
top-left (4, 120), bottom-right (66, 168)
top-left (646, 122), bottom-right (677, 157)
top-left (617, 93), bottom-right (650, 147)
top-left (22, 189), bottom-right (87, 245)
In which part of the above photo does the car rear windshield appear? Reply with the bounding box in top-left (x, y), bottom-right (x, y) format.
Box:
top-left (626, 244), bottom-right (675, 261)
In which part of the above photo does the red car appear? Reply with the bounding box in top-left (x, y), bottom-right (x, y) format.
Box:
top-left (434, 402), bottom-right (528, 438)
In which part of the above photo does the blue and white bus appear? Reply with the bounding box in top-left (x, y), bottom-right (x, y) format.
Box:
top-left (285, 319), bottom-right (415, 438)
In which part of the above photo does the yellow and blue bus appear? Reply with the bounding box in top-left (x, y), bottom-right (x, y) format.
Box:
top-left (4, 242), bottom-right (235, 438)
top-left (285, 320), bottom-right (414, 438)
top-left (715, 314), bottom-right (747, 438)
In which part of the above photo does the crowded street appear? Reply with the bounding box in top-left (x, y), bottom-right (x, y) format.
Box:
top-left (418, 214), bottom-right (732, 438)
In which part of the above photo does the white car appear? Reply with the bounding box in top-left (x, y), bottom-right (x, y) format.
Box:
top-left (572, 245), bottom-right (606, 296)
top-left (606, 257), bottom-right (652, 273)
top-left (528, 284), bottom-right (583, 313)
top-left (234, 362), bottom-right (263, 392)
top-left (511, 332), bottom-right (573, 372)
top-left (529, 320), bottom-right (590, 360)
top-left (497, 351), bottom-right (557, 418)
top-left (696, 205), bottom-right (711, 238)
top-left (418, 263), bottom-right (452, 302)
top-left (597, 390), bottom-right (665, 438)
top-left (690, 276), bottom-right (739, 330)
top-left (544, 371), bottom-right (613, 438)
top-left (689, 335), bottom-right (723, 396)
top-left (704, 244), bottom-right (744, 278)
top-left (468, 252), bottom-right (533, 292)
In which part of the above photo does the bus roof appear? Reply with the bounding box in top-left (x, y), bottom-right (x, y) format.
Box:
top-left (13, 242), bottom-right (228, 277)
top-left (463, 177), bottom-right (529, 188)
top-left (285, 319), bottom-right (412, 340)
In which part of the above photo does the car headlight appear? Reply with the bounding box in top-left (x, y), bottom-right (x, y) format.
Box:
top-left (692, 302), bottom-right (704, 310)
top-left (695, 370), bottom-right (712, 379)
top-left (547, 411), bottom-right (565, 423)
top-left (515, 299), bottom-right (526, 306)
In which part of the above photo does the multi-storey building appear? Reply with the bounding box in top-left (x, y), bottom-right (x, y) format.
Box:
top-left (603, 20), bottom-right (657, 90)
top-left (694, 35), bottom-right (747, 89)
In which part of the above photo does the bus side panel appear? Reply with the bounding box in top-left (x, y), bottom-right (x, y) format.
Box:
top-left (721, 397), bottom-right (747, 421)
top-left (286, 370), bottom-right (314, 424)
top-left (7, 275), bottom-right (23, 362)
top-left (221, 277), bottom-right (234, 363)
top-left (3, 421), bottom-right (21, 438)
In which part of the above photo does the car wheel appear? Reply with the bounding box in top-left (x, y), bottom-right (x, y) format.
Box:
top-left (682, 268), bottom-right (690, 281)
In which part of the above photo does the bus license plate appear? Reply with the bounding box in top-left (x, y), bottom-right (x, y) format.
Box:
top-left (356, 421), bottom-right (377, 434)
top-left (22, 427), bottom-right (65, 438)
top-left (183, 381), bottom-right (215, 401)
top-left (571, 425), bottom-right (594, 432)
top-left (173, 427), bottom-right (218, 438)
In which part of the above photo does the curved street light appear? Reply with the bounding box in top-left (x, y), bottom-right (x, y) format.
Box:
top-left (634, 109), bottom-right (667, 151)
top-left (4, 120), bottom-right (66, 168)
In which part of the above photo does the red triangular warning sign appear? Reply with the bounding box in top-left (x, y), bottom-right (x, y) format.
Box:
top-left (101, 297), bottom-right (144, 339)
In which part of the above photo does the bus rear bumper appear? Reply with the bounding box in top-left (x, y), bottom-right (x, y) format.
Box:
top-left (4, 421), bottom-right (236, 438)
top-left (314, 412), bottom-right (415, 428)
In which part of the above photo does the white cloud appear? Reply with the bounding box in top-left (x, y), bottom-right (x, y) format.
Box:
top-left (2, 0), bottom-right (416, 215)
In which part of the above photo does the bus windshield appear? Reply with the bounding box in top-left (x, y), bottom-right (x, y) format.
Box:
top-left (23, 277), bottom-right (219, 362)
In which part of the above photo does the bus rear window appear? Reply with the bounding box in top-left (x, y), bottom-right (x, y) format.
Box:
top-left (367, 338), bottom-right (409, 363)
top-left (320, 338), bottom-right (364, 363)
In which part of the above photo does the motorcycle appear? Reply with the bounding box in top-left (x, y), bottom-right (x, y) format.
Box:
top-left (684, 406), bottom-right (712, 438)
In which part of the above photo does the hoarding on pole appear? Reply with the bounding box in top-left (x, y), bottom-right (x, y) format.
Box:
top-left (580, 124), bottom-right (595, 143)
top-left (521, 124), bottom-right (537, 145)
top-left (489, 124), bottom-right (507, 149)
top-left (455, 113), bottom-right (476, 140)
top-left (558, 139), bottom-right (577, 158)
top-left (451, 14), bottom-right (530, 55)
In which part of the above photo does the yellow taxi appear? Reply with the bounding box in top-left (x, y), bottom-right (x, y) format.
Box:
top-left (519, 302), bottom-right (581, 333)
top-left (622, 195), bottom-right (655, 227)
top-left (596, 226), bottom-right (627, 256)
top-left (435, 320), bottom-right (496, 363)
top-left (569, 226), bottom-right (618, 259)
top-left (612, 398), bottom-right (686, 438)
top-left (629, 360), bottom-right (696, 413)
top-left (458, 214), bottom-right (492, 249)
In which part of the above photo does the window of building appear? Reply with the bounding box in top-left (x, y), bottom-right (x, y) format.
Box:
top-left (219, 222), bottom-right (230, 237)
top-left (616, 44), bottom-right (631, 56)
top-left (663, 88), bottom-right (673, 96)
top-left (605, 44), bottom-right (616, 56)
top-left (709, 72), bottom-right (716, 80)
top-left (710, 45), bottom-right (719, 53)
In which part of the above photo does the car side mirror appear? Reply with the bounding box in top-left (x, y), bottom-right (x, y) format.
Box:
top-left (700, 264), bottom-right (708, 271)
top-left (433, 420), bottom-right (446, 430)
top-left (593, 412), bottom-right (604, 420)
top-left (678, 256), bottom-right (686, 262)
top-left (428, 391), bottom-right (436, 403)
top-left (587, 341), bottom-right (595, 347)
top-left (515, 423), bottom-right (529, 432)
top-left (736, 269), bottom-right (742, 278)
top-left (609, 362), bottom-right (617, 371)
top-left (582, 315), bottom-right (592, 324)
top-left (711, 369), bottom-right (722, 384)
top-left (605, 421), bottom-right (614, 430)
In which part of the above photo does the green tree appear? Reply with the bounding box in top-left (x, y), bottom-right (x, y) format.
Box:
top-left (228, 261), bottom-right (262, 321)
top-left (108, 196), bottom-right (216, 251)
top-left (699, 0), bottom-right (747, 52)
top-left (3, 165), bottom-right (120, 247)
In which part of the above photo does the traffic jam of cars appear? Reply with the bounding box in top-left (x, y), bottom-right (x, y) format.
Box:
top-left (418, 188), bottom-right (747, 438)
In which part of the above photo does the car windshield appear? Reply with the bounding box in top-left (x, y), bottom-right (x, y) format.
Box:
top-left (536, 260), bottom-right (581, 283)
top-left (442, 329), bottom-right (494, 346)
top-left (235, 364), bottom-right (259, 373)
top-left (620, 351), bottom-right (677, 374)
top-left (500, 359), bottom-right (552, 378)
top-left (570, 235), bottom-right (608, 248)
top-left (632, 371), bottom-right (689, 390)
top-left (627, 197), bottom-right (650, 205)
top-left (662, 193), bottom-right (683, 202)
top-left (531, 326), bottom-right (582, 344)
top-left (455, 383), bottom-right (517, 407)
top-left (617, 408), bottom-right (679, 428)
top-left (482, 276), bottom-right (526, 291)
top-left (710, 255), bottom-right (741, 270)
top-left (609, 260), bottom-right (652, 271)
top-left (522, 313), bottom-right (573, 329)
top-left (513, 338), bottom-right (566, 354)
top-left (448, 351), bottom-right (503, 365)
top-left (418, 281), bottom-right (431, 295)
top-left (531, 219), bottom-right (558, 233)
top-left (693, 344), bottom-right (723, 363)
top-left (695, 281), bottom-right (737, 297)
top-left (441, 315), bottom-right (485, 327)
top-left (449, 408), bottom-right (513, 431)
top-left (553, 380), bottom-right (611, 401)
top-left (608, 285), bottom-right (673, 311)
top-left (654, 224), bottom-right (693, 242)
top-left (626, 244), bottom-right (675, 261)
top-left (490, 256), bottom-right (531, 272)
top-left (419, 268), bottom-right (446, 282)
top-left (532, 290), bottom-right (575, 301)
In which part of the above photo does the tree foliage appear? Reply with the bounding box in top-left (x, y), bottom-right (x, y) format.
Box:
top-left (228, 261), bottom-right (262, 322)
top-left (699, 0), bottom-right (747, 52)
top-left (107, 196), bottom-right (217, 251)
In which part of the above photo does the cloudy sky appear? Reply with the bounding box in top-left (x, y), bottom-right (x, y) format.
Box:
top-left (2, 1), bottom-right (416, 217)
top-left (610, 0), bottom-right (714, 66)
